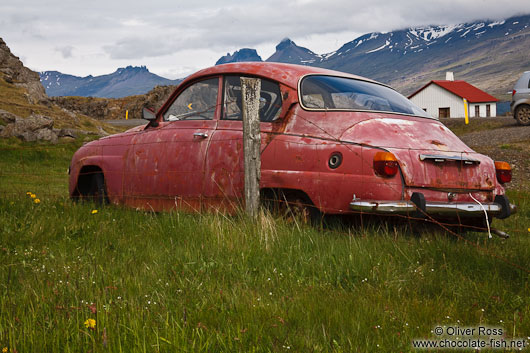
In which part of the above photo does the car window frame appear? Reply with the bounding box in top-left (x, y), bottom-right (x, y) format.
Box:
top-left (297, 73), bottom-right (437, 120)
top-left (159, 75), bottom-right (222, 122)
top-left (220, 75), bottom-right (283, 123)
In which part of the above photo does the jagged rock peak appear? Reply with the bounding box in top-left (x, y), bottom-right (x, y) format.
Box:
top-left (117, 65), bottom-right (149, 73)
top-left (215, 48), bottom-right (262, 65)
top-left (276, 38), bottom-right (295, 51)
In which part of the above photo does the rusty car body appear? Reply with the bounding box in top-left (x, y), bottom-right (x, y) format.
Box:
top-left (69, 62), bottom-right (515, 228)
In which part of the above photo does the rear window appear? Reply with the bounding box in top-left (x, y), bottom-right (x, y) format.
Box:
top-left (300, 75), bottom-right (432, 118)
top-left (514, 72), bottom-right (530, 89)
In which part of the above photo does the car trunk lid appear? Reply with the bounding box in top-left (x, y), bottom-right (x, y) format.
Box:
top-left (341, 115), bottom-right (496, 190)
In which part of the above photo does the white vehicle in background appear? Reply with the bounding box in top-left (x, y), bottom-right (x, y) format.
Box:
top-left (511, 71), bottom-right (530, 126)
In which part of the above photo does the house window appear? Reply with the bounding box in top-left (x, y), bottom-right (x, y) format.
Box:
top-left (486, 104), bottom-right (491, 117)
top-left (475, 105), bottom-right (480, 118)
top-left (439, 107), bottom-right (450, 118)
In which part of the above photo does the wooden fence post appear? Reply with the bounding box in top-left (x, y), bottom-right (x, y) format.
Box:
top-left (240, 77), bottom-right (261, 218)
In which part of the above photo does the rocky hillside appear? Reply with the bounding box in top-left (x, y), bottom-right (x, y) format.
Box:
top-left (50, 84), bottom-right (176, 121)
top-left (0, 37), bottom-right (119, 142)
top-left (0, 38), bottom-right (47, 104)
top-left (40, 66), bottom-right (181, 98)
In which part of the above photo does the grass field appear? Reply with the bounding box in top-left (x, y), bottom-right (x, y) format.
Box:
top-left (0, 138), bottom-right (529, 352)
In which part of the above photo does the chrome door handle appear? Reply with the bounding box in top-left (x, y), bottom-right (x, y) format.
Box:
top-left (193, 132), bottom-right (208, 138)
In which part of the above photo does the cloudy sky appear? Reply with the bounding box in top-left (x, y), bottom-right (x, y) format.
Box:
top-left (1, 0), bottom-right (529, 79)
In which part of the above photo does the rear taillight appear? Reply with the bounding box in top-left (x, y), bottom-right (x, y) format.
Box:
top-left (495, 161), bottom-right (512, 184)
top-left (512, 89), bottom-right (517, 96)
top-left (373, 152), bottom-right (399, 177)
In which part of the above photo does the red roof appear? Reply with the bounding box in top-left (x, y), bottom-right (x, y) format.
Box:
top-left (409, 80), bottom-right (498, 103)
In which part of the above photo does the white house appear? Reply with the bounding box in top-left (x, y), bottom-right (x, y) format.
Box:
top-left (408, 79), bottom-right (498, 118)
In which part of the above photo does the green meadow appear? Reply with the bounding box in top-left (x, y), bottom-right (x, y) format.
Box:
top-left (0, 138), bottom-right (529, 352)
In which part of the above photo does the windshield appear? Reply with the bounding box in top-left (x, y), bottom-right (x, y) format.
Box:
top-left (300, 75), bottom-right (432, 119)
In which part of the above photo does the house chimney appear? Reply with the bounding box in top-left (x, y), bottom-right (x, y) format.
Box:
top-left (446, 72), bottom-right (454, 81)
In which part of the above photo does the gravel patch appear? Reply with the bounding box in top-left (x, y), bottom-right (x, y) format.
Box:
top-left (459, 125), bottom-right (530, 147)
top-left (443, 117), bottom-right (530, 191)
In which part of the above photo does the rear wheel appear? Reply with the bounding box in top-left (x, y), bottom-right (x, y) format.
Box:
top-left (515, 104), bottom-right (530, 126)
top-left (262, 189), bottom-right (321, 226)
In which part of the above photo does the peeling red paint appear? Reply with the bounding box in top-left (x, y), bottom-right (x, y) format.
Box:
top-left (69, 62), bottom-right (510, 220)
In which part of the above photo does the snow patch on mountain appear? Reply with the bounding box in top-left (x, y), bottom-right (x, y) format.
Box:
top-left (408, 24), bottom-right (460, 41)
top-left (366, 40), bottom-right (391, 54)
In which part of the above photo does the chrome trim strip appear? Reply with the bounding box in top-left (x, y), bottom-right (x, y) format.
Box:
top-left (419, 154), bottom-right (480, 164)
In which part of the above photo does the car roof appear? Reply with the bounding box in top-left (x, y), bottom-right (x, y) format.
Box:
top-left (182, 62), bottom-right (377, 89)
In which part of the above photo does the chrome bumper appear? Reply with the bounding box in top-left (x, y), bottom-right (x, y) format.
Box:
top-left (349, 195), bottom-right (516, 219)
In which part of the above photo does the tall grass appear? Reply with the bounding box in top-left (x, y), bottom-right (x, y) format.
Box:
top-left (0, 139), bottom-right (529, 352)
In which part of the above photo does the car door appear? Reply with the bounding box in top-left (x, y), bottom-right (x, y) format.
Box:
top-left (124, 77), bottom-right (220, 211)
top-left (203, 75), bottom-right (285, 210)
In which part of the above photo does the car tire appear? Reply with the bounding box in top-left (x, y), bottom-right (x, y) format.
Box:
top-left (284, 197), bottom-right (321, 225)
top-left (88, 173), bottom-right (108, 204)
top-left (262, 189), bottom-right (322, 226)
top-left (514, 104), bottom-right (530, 126)
top-left (278, 192), bottom-right (321, 226)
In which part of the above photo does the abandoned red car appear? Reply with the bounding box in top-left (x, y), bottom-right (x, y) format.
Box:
top-left (69, 62), bottom-right (515, 229)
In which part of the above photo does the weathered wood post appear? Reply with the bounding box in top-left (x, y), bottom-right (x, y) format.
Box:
top-left (240, 77), bottom-right (261, 218)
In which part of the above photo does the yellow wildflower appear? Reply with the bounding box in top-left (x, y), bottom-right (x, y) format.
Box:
top-left (34, 199), bottom-right (41, 204)
top-left (2, 347), bottom-right (8, 353)
top-left (84, 318), bottom-right (96, 329)
top-left (30, 193), bottom-right (36, 199)
top-left (91, 210), bottom-right (98, 215)
top-left (26, 191), bottom-right (32, 196)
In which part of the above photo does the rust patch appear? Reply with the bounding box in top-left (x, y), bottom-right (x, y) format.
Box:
top-left (264, 102), bottom-right (293, 145)
top-left (429, 140), bottom-right (446, 147)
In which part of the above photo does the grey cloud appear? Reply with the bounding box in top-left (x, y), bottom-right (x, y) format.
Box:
top-left (1, 0), bottom-right (529, 75)
top-left (55, 45), bottom-right (74, 59)
top-left (103, 37), bottom-right (179, 59)
top-left (101, 0), bottom-right (530, 61)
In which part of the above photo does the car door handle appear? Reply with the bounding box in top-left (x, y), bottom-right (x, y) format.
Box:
top-left (193, 132), bottom-right (208, 139)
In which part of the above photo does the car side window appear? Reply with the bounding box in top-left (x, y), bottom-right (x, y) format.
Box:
top-left (222, 76), bottom-right (282, 122)
top-left (163, 78), bottom-right (219, 121)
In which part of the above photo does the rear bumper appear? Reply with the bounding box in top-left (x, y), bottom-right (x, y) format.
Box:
top-left (349, 193), bottom-right (516, 219)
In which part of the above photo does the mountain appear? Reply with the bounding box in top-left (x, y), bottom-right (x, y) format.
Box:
top-left (318, 15), bottom-right (530, 96)
top-left (40, 66), bottom-right (181, 98)
top-left (216, 14), bottom-right (530, 97)
top-left (216, 48), bottom-right (262, 65)
top-left (266, 38), bottom-right (321, 64)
